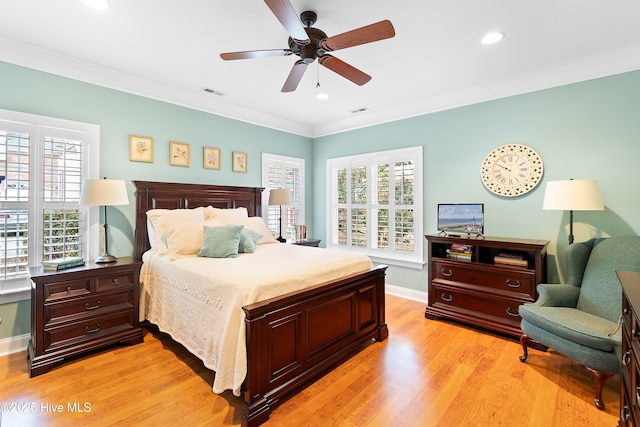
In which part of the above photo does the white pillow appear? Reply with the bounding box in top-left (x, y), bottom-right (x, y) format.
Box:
top-left (221, 216), bottom-right (278, 245)
top-left (163, 219), bottom-right (222, 256)
top-left (205, 206), bottom-right (249, 221)
top-left (146, 207), bottom-right (206, 251)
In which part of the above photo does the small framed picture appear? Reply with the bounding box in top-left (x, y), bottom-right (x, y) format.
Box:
top-left (203, 147), bottom-right (221, 170)
top-left (169, 141), bottom-right (190, 167)
top-left (232, 151), bottom-right (247, 173)
top-left (129, 135), bottom-right (154, 163)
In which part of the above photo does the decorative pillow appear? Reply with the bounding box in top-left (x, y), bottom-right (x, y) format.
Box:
top-left (197, 224), bottom-right (244, 258)
top-left (163, 219), bottom-right (222, 256)
top-left (238, 228), bottom-right (263, 253)
top-left (204, 206), bottom-right (249, 221)
top-left (146, 207), bottom-right (206, 251)
top-left (220, 216), bottom-right (278, 245)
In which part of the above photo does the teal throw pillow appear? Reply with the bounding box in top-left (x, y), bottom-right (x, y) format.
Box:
top-left (197, 224), bottom-right (244, 258)
top-left (238, 228), bottom-right (263, 253)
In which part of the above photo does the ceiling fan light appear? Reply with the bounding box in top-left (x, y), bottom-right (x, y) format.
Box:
top-left (481, 32), bottom-right (504, 45)
top-left (82, 0), bottom-right (109, 10)
top-left (316, 93), bottom-right (329, 100)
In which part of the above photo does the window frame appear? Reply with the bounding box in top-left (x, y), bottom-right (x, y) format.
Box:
top-left (0, 109), bottom-right (99, 303)
top-left (261, 153), bottom-right (305, 241)
top-left (326, 146), bottom-right (424, 269)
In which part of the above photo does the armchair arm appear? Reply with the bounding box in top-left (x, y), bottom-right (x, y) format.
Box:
top-left (533, 283), bottom-right (581, 307)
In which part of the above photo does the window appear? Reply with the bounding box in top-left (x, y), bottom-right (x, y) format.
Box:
top-left (327, 146), bottom-right (423, 268)
top-left (0, 110), bottom-right (99, 303)
top-left (262, 153), bottom-right (305, 241)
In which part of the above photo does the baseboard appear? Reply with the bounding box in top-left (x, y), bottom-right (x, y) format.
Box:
top-left (385, 283), bottom-right (428, 303)
top-left (0, 333), bottom-right (29, 357)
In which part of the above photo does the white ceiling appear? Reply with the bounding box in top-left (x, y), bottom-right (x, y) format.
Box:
top-left (1, 1), bottom-right (640, 138)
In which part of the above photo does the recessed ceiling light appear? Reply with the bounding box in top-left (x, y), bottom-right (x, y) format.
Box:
top-left (316, 93), bottom-right (329, 100)
top-left (481, 32), bottom-right (504, 45)
top-left (82, 0), bottom-right (109, 11)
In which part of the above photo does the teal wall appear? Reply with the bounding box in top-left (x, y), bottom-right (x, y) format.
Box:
top-left (313, 70), bottom-right (640, 292)
top-left (0, 61), bottom-right (312, 340)
top-left (1, 60), bottom-right (640, 342)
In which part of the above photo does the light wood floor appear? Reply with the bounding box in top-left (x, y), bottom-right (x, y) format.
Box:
top-left (0, 295), bottom-right (619, 426)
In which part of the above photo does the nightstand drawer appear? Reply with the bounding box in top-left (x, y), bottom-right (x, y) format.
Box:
top-left (43, 309), bottom-right (137, 352)
top-left (44, 278), bottom-right (92, 302)
top-left (96, 272), bottom-right (135, 292)
top-left (44, 290), bottom-right (136, 326)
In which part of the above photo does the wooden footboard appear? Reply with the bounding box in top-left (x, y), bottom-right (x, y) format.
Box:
top-left (241, 264), bottom-right (388, 427)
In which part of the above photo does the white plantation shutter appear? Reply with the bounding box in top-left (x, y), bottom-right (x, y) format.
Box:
top-left (0, 110), bottom-right (98, 302)
top-left (262, 153), bottom-right (305, 241)
top-left (327, 146), bottom-right (423, 268)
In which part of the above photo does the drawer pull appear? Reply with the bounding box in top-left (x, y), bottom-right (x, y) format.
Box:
top-left (112, 278), bottom-right (119, 285)
top-left (506, 307), bottom-right (520, 317)
top-left (636, 386), bottom-right (640, 404)
top-left (66, 286), bottom-right (72, 293)
top-left (623, 350), bottom-right (631, 366)
top-left (624, 307), bottom-right (631, 317)
top-left (441, 294), bottom-right (453, 302)
top-left (84, 323), bottom-right (101, 334)
top-left (633, 328), bottom-right (640, 339)
top-left (440, 269), bottom-right (453, 277)
top-left (84, 300), bottom-right (101, 310)
top-left (506, 279), bottom-right (521, 288)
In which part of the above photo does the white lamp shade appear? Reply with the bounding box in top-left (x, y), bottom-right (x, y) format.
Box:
top-left (80, 179), bottom-right (129, 206)
top-left (268, 188), bottom-right (292, 206)
top-left (542, 179), bottom-right (604, 211)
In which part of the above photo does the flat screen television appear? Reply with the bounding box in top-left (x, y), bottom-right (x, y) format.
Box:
top-left (437, 203), bottom-right (484, 235)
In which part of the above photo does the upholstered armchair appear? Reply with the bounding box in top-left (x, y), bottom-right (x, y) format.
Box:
top-left (519, 236), bottom-right (640, 409)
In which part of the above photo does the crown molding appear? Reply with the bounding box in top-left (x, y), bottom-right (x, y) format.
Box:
top-left (2, 35), bottom-right (639, 140)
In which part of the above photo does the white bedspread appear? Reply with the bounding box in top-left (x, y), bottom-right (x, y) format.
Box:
top-left (139, 243), bottom-right (372, 396)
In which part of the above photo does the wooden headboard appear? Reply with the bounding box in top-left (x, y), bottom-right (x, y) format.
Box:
top-left (133, 181), bottom-right (264, 260)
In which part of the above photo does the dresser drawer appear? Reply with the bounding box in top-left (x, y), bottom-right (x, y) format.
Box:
top-left (95, 271), bottom-right (135, 292)
top-left (44, 290), bottom-right (136, 326)
top-left (431, 283), bottom-right (522, 327)
top-left (43, 310), bottom-right (137, 352)
top-left (43, 277), bottom-right (92, 302)
top-left (433, 260), bottom-right (535, 300)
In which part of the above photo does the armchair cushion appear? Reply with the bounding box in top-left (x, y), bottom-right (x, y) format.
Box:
top-left (519, 305), bottom-right (620, 352)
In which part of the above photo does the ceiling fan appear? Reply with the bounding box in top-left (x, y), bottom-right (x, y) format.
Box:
top-left (220, 0), bottom-right (395, 92)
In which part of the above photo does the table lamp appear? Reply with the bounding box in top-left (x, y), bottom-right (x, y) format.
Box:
top-left (268, 188), bottom-right (292, 243)
top-left (80, 178), bottom-right (129, 262)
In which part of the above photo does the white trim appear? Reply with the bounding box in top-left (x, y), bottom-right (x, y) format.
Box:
top-left (0, 286), bottom-right (30, 304)
top-left (0, 333), bottom-right (29, 357)
top-left (3, 35), bottom-right (640, 138)
top-left (385, 283), bottom-right (428, 303)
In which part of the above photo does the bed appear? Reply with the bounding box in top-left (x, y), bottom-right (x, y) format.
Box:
top-left (133, 181), bottom-right (388, 427)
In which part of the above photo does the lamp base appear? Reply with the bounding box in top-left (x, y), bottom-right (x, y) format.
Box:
top-left (277, 236), bottom-right (287, 243)
top-left (95, 254), bottom-right (117, 263)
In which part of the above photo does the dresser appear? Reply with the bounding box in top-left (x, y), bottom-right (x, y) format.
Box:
top-left (425, 234), bottom-right (548, 338)
top-left (28, 257), bottom-right (144, 376)
top-left (618, 270), bottom-right (640, 426)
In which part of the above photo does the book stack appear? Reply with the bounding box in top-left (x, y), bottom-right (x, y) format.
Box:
top-left (42, 256), bottom-right (85, 271)
top-left (447, 244), bottom-right (474, 261)
top-left (494, 253), bottom-right (528, 268)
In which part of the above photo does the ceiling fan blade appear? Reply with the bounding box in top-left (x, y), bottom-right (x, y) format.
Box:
top-left (220, 49), bottom-right (293, 60)
top-left (282, 60), bottom-right (308, 92)
top-left (263, 0), bottom-right (310, 45)
top-left (319, 55), bottom-right (371, 86)
top-left (320, 20), bottom-right (395, 52)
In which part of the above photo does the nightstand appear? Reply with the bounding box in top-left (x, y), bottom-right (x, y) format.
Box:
top-left (292, 239), bottom-right (321, 247)
top-left (28, 257), bottom-right (144, 377)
